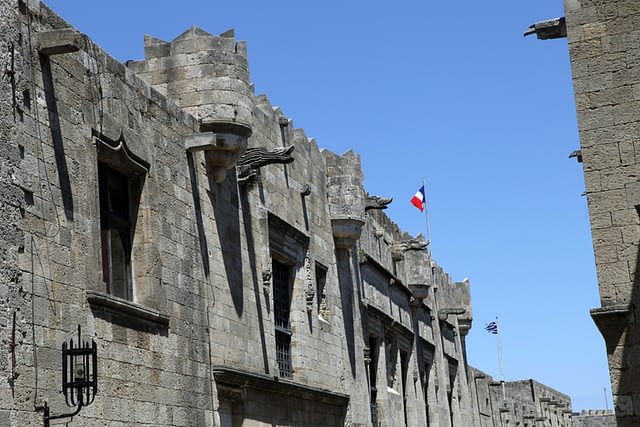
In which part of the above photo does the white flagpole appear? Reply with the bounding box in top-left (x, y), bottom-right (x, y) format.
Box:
top-left (422, 179), bottom-right (432, 254)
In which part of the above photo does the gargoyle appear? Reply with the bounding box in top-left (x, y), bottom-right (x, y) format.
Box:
top-left (365, 195), bottom-right (393, 211)
top-left (237, 145), bottom-right (295, 183)
top-left (391, 237), bottom-right (429, 261)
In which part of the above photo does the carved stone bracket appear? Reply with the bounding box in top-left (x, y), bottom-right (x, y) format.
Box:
top-left (185, 132), bottom-right (248, 183)
top-left (590, 304), bottom-right (633, 353)
top-left (438, 307), bottom-right (466, 321)
top-left (409, 284), bottom-right (430, 309)
top-left (262, 270), bottom-right (271, 299)
top-left (331, 218), bottom-right (364, 250)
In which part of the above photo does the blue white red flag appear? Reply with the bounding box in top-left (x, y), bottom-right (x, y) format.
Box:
top-left (410, 186), bottom-right (426, 212)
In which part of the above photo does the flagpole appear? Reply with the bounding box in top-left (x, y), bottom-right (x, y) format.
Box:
top-left (496, 316), bottom-right (506, 402)
top-left (422, 179), bottom-right (432, 254)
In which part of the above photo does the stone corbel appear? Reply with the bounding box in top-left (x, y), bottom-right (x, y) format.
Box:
top-left (438, 307), bottom-right (466, 321)
top-left (590, 304), bottom-right (633, 353)
top-left (185, 132), bottom-right (248, 183)
top-left (331, 218), bottom-right (364, 250)
top-left (409, 283), bottom-right (430, 309)
top-left (37, 29), bottom-right (87, 56)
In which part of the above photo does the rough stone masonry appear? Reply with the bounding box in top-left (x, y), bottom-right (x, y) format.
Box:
top-left (0, 0), bottom-right (576, 426)
top-left (563, 0), bottom-right (640, 426)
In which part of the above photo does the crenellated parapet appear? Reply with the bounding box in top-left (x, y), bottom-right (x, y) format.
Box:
top-left (128, 27), bottom-right (254, 183)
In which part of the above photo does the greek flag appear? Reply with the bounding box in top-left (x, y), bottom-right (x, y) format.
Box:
top-left (485, 321), bottom-right (498, 334)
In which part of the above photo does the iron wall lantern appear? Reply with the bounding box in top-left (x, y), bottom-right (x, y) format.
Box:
top-left (43, 325), bottom-right (97, 427)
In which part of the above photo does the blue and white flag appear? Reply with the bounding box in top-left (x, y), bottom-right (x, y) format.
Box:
top-left (485, 321), bottom-right (498, 334)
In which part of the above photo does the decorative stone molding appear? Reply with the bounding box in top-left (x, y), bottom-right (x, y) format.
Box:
top-left (304, 251), bottom-right (314, 312)
top-left (262, 270), bottom-right (271, 298)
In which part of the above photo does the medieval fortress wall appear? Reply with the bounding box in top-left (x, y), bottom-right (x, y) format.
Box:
top-left (563, 0), bottom-right (640, 426)
top-left (0, 0), bottom-right (579, 425)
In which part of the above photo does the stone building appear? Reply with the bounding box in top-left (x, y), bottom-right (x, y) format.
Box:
top-left (0, 0), bottom-right (576, 426)
top-left (572, 410), bottom-right (616, 427)
top-left (537, 1), bottom-right (640, 426)
top-left (469, 368), bottom-right (573, 427)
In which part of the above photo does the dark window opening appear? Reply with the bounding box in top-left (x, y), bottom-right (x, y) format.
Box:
top-left (369, 336), bottom-right (379, 426)
top-left (99, 162), bottom-right (134, 300)
top-left (424, 361), bottom-right (431, 426)
top-left (273, 259), bottom-right (292, 378)
top-left (401, 351), bottom-right (409, 426)
top-left (316, 263), bottom-right (328, 317)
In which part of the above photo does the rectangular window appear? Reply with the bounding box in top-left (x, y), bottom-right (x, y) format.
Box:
top-left (273, 259), bottom-right (292, 378)
top-left (99, 162), bottom-right (135, 300)
top-left (400, 351), bottom-right (409, 426)
top-left (316, 262), bottom-right (328, 316)
top-left (369, 336), bottom-right (379, 426)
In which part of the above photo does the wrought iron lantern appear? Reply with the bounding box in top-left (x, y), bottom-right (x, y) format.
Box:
top-left (43, 325), bottom-right (97, 427)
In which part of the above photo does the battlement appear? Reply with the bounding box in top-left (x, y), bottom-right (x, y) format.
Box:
top-left (142, 27), bottom-right (248, 61)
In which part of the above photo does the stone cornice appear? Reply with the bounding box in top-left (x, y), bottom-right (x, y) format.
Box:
top-left (212, 366), bottom-right (349, 406)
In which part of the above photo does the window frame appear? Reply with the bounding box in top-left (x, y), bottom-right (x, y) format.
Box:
top-left (96, 137), bottom-right (148, 301)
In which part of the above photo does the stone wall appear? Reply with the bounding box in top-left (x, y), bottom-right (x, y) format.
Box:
top-left (572, 409), bottom-right (616, 427)
top-left (469, 368), bottom-right (573, 427)
top-left (0, 1), bottom-right (26, 425)
top-left (1, 0), bottom-right (212, 425)
top-left (0, 0), bottom-right (580, 426)
top-left (563, 0), bottom-right (640, 425)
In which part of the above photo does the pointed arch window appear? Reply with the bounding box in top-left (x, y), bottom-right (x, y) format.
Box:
top-left (97, 136), bottom-right (148, 301)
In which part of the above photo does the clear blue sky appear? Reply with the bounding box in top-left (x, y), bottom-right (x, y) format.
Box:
top-left (44, 0), bottom-right (610, 411)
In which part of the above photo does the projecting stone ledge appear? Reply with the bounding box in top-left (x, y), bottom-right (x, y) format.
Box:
top-left (212, 366), bottom-right (349, 406)
top-left (184, 132), bottom-right (248, 183)
top-left (590, 304), bottom-right (633, 350)
top-left (87, 290), bottom-right (170, 328)
top-left (331, 218), bottom-right (364, 249)
top-left (37, 29), bottom-right (86, 56)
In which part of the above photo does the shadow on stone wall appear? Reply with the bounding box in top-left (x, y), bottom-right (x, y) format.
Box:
top-left (240, 188), bottom-right (270, 374)
top-left (337, 247), bottom-right (357, 378)
top-left (209, 167), bottom-right (244, 317)
top-left (40, 54), bottom-right (73, 221)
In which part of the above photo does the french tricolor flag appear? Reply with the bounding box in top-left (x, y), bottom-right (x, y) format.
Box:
top-left (410, 186), bottom-right (426, 212)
